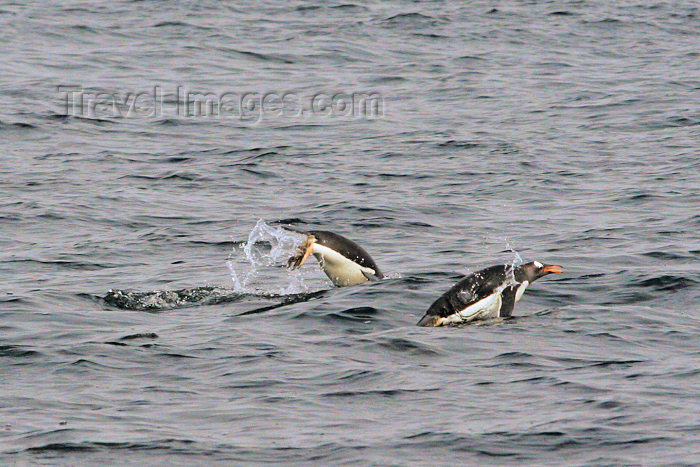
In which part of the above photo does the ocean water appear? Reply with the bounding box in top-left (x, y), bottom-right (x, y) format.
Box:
top-left (2, 0), bottom-right (699, 465)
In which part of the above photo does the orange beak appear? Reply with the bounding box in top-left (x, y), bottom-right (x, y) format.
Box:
top-left (543, 264), bottom-right (563, 274)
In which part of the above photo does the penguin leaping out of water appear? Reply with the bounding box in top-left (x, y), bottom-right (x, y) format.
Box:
top-left (285, 228), bottom-right (384, 287)
top-left (417, 261), bottom-right (563, 327)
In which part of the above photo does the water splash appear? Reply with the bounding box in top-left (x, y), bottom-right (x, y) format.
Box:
top-left (227, 219), bottom-right (312, 294)
top-left (504, 240), bottom-right (524, 288)
top-left (104, 287), bottom-right (239, 311)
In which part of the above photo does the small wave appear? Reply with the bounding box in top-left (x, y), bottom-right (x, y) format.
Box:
top-left (331, 4), bottom-right (369, 11)
top-left (555, 357), bottom-right (645, 370)
top-left (240, 168), bottom-right (279, 179)
top-left (69, 24), bottom-right (100, 33)
top-left (6, 258), bottom-right (121, 271)
top-left (153, 21), bottom-right (190, 28)
top-left (219, 145), bottom-right (290, 157)
top-left (412, 32), bottom-right (447, 39)
top-left (61, 359), bottom-right (121, 371)
top-left (0, 120), bottom-right (37, 130)
top-left (382, 12), bottom-right (441, 25)
top-left (641, 251), bottom-right (690, 260)
top-left (322, 387), bottom-right (438, 398)
top-left (0, 293), bottom-right (26, 304)
top-left (118, 171), bottom-right (207, 182)
top-left (324, 306), bottom-right (382, 323)
top-left (484, 351), bottom-right (545, 368)
top-left (230, 49), bottom-right (296, 64)
top-left (0, 344), bottom-right (41, 358)
top-left (160, 156), bottom-right (192, 163)
top-left (634, 274), bottom-right (697, 292)
top-left (273, 217), bottom-right (308, 225)
top-left (496, 351), bottom-right (533, 359)
top-left (237, 290), bottom-right (328, 316)
top-left (367, 337), bottom-right (441, 356)
top-left (153, 118), bottom-right (185, 126)
top-left (331, 368), bottom-right (383, 383)
top-left (667, 116), bottom-right (699, 127)
top-left (46, 113), bottom-right (116, 124)
top-left (119, 332), bottom-right (158, 340)
top-left (437, 139), bottom-right (481, 148)
top-left (371, 75), bottom-right (408, 83)
top-left (20, 438), bottom-right (196, 454)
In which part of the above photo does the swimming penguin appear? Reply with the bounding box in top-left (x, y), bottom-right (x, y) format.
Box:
top-left (417, 261), bottom-right (563, 327)
top-left (285, 228), bottom-right (383, 287)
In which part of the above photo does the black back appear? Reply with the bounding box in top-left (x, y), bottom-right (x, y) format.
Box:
top-left (424, 264), bottom-right (517, 318)
top-left (310, 230), bottom-right (383, 278)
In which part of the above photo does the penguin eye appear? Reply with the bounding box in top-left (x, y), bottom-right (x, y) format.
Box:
top-left (533, 261), bottom-right (543, 268)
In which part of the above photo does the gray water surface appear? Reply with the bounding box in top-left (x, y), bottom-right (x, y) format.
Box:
top-left (2, 0), bottom-right (700, 465)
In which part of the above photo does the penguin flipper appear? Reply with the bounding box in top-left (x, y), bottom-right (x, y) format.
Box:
top-left (361, 269), bottom-right (380, 282)
top-left (499, 286), bottom-right (517, 318)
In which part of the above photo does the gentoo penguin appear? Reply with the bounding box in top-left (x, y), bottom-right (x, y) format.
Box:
top-left (285, 229), bottom-right (383, 287)
top-left (417, 261), bottom-right (563, 327)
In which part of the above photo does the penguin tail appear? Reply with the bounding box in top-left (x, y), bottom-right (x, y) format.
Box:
top-left (287, 235), bottom-right (315, 270)
top-left (416, 314), bottom-right (443, 327)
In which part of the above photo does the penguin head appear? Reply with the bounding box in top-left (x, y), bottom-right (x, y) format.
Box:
top-left (519, 261), bottom-right (563, 282)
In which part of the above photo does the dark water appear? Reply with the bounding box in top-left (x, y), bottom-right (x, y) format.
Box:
top-left (2, 0), bottom-right (700, 464)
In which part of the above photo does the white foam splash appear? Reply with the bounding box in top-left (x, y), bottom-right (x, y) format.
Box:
top-left (226, 219), bottom-right (310, 294)
top-left (382, 271), bottom-right (402, 280)
top-left (503, 241), bottom-right (524, 289)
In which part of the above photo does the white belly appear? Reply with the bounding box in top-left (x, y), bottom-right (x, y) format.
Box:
top-left (437, 280), bottom-right (530, 326)
top-left (443, 292), bottom-right (503, 325)
top-left (312, 243), bottom-right (375, 287)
